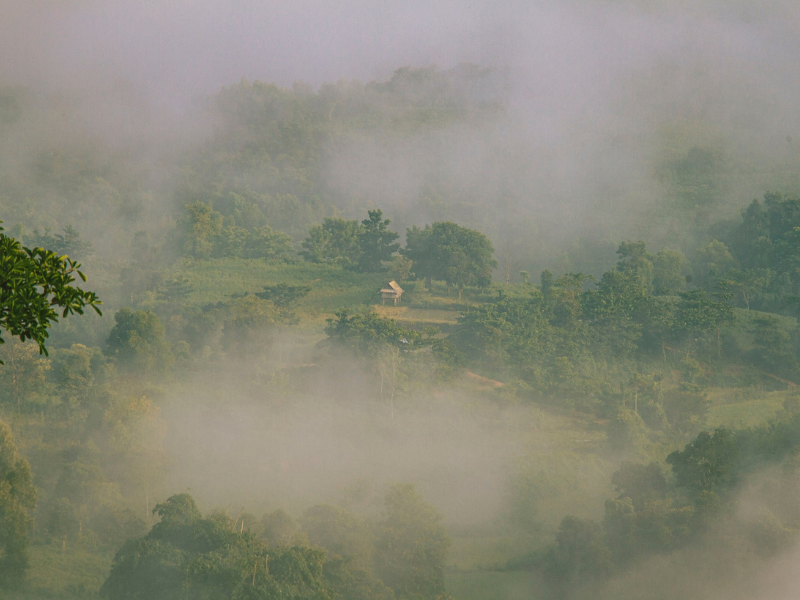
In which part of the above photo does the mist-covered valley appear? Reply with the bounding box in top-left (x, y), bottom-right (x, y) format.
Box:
top-left (2, 1), bottom-right (800, 599)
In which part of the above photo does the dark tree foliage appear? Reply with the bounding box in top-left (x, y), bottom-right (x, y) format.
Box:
top-left (105, 308), bottom-right (174, 375)
top-left (0, 221), bottom-right (101, 362)
top-left (357, 210), bottom-right (400, 273)
top-left (534, 412), bottom-right (800, 596)
top-left (28, 225), bottom-right (94, 260)
top-left (102, 494), bottom-right (330, 600)
top-left (256, 283), bottom-right (312, 307)
top-left (403, 222), bottom-right (496, 295)
top-left (324, 310), bottom-right (428, 356)
top-left (718, 192), bottom-right (800, 310)
top-left (301, 210), bottom-right (399, 272)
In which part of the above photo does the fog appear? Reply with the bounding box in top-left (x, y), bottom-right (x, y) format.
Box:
top-left (4, 0), bottom-right (800, 277)
top-left (4, 2), bottom-right (800, 598)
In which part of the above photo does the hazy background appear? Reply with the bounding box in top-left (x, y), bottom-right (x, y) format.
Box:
top-left (4, 0), bottom-right (800, 277)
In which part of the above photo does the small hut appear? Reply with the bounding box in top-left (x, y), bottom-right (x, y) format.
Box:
top-left (380, 281), bottom-right (404, 305)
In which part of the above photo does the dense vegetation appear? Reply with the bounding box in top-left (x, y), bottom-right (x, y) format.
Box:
top-left (1, 65), bottom-right (800, 599)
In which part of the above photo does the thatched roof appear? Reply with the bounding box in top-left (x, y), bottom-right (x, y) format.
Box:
top-left (380, 280), bottom-right (404, 294)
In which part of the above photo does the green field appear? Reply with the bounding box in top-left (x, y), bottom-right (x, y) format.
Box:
top-left (176, 259), bottom-right (389, 317)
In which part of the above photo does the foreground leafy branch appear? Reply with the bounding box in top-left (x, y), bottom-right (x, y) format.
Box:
top-left (0, 222), bottom-right (101, 361)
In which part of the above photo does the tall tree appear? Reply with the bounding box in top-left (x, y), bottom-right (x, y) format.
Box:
top-left (0, 421), bottom-right (36, 589)
top-left (374, 484), bottom-right (450, 600)
top-left (357, 210), bottom-right (399, 272)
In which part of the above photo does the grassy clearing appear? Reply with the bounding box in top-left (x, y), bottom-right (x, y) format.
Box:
top-left (706, 388), bottom-right (788, 429)
top-left (24, 544), bottom-right (111, 598)
top-left (175, 259), bottom-right (388, 318)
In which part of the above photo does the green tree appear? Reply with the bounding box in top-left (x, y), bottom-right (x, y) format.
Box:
top-left (300, 505), bottom-right (373, 572)
top-left (616, 241), bottom-right (654, 291)
top-left (243, 225), bottom-right (295, 260)
top-left (403, 222), bottom-right (496, 297)
top-left (0, 340), bottom-right (52, 411)
top-left (0, 221), bottom-right (101, 361)
top-left (301, 217), bottom-right (362, 265)
top-left (180, 202), bottom-right (223, 259)
top-left (0, 420), bottom-right (36, 589)
top-left (29, 225), bottom-right (94, 260)
top-left (357, 210), bottom-right (399, 272)
top-left (652, 249), bottom-right (687, 294)
top-left (374, 484), bottom-right (450, 600)
top-left (539, 516), bottom-right (612, 587)
top-left (105, 309), bottom-right (174, 375)
top-left (102, 493), bottom-right (346, 600)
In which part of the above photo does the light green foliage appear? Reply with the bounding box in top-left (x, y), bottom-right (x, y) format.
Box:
top-left (615, 241), bottom-right (654, 291)
top-left (694, 239), bottom-right (735, 288)
top-left (221, 295), bottom-right (281, 351)
top-left (403, 222), bottom-right (496, 295)
top-left (300, 505), bottom-right (373, 572)
top-left (0, 420), bottom-right (36, 589)
top-left (105, 309), bottom-right (174, 375)
top-left (301, 217), bottom-right (362, 266)
top-left (0, 340), bottom-right (52, 411)
top-left (607, 409), bottom-right (648, 455)
top-left (180, 202), bottom-right (223, 259)
top-left (652, 249), bottom-right (687, 294)
top-left (179, 202), bottom-right (294, 261)
top-left (0, 221), bottom-right (101, 360)
top-left (374, 484), bottom-right (450, 600)
top-left (260, 508), bottom-right (298, 547)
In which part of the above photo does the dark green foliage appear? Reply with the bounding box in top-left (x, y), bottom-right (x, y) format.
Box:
top-left (0, 221), bottom-right (101, 361)
top-left (28, 225), bottom-right (94, 260)
top-left (666, 429), bottom-right (741, 495)
top-left (719, 192), bottom-right (800, 311)
top-left (538, 517), bottom-right (612, 587)
top-left (301, 218), bottom-right (362, 266)
top-left (105, 308), bottom-right (174, 375)
top-left (374, 484), bottom-right (450, 600)
top-left (324, 310), bottom-right (428, 356)
top-left (403, 222), bottom-right (496, 295)
top-left (101, 494), bottom-right (333, 600)
top-left (301, 210), bottom-right (399, 272)
top-left (535, 412), bottom-right (800, 595)
top-left (0, 420), bottom-right (36, 589)
top-left (255, 284), bottom-right (311, 308)
top-left (357, 210), bottom-right (400, 273)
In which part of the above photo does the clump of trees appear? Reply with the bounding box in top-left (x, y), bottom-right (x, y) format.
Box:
top-left (403, 222), bottom-right (496, 297)
top-left (179, 201), bottom-right (295, 261)
top-left (101, 484), bottom-right (450, 600)
top-left (528, 410), bottom-right (800, 599)
top-left (301, 209), bottom-right (400, 272)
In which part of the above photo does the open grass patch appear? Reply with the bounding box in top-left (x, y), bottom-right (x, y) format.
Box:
top-left (175, 259), bottom-right (388, 318)
top-left (25, 544), bottom-right (111, 598)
